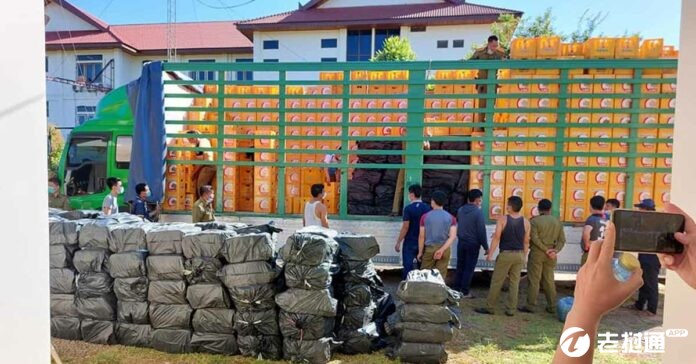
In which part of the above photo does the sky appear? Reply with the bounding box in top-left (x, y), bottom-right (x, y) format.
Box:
top-left (68, 0), bottom-right (682, 46)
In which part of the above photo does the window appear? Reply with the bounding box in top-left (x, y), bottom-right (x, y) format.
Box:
top-left (375, 28), bottom-right (401, 53)
top-left (115, 136), bottom-right (132, 170)
top-left (65, 136), bottom-right (108, 195)
top-left (76, 55), bottom-right (103, 83)
top-left (321, 38), bottom-right (337, 48)
top-left (188, 59), bottom-right (216, 81)
top-left (347, 29), bottom-right (372, 62)
top-left (76, 106), bottom-right (96, 125)
top-left (321, 58), bottom-right (337, 62)
top-left (263, 40), bottom-right (279, 50)
top-left (437, 40), bottom-right (448, 49)
top-left (411, 26), bottom-right (426, 32)
top-left (45, 57), bottom-right (48, 73)
top-left (263, 59), bottom-right (279, 63)
top-left (46, 101), bottom-right (49, 118)
top-left (235, 58), bottom-right (253, 81)
top-left (453, 40), bottom-right (465, 48)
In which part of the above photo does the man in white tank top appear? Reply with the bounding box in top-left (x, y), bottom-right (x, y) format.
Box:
top-left (303, 183), bottom-right (330, 228)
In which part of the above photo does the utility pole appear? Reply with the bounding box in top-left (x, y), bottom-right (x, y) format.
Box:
top-left (167, 0), bottom-right (177, 61)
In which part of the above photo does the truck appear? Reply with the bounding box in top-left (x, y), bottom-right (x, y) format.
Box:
top-left (57, 59), bottom-right (678, 271)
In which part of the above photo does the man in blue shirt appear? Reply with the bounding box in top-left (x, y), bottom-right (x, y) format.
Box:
top-left (132, 183), bottom-right (153, 221)
top-left (454, 189), bottom-right (489, 298)
top-left (395, 184), bottom-right (432, 279)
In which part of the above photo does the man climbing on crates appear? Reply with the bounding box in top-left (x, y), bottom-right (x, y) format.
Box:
top-left (187, 130), bottom-right (216, 199)
top-left (469, 35), bottom-right (507, 123)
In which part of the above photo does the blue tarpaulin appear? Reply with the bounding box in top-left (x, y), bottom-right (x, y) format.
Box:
top-left (125, 61), bottom-right (166, 203)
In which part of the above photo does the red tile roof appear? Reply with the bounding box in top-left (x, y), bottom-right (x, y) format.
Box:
top-left (45, 1), bottom-right (252, 55)
top-left (46, 22), bottom-right (253, 54)
top-left (112, 22), bottom-right (253, 54)
top-left (238, 2), bottom-right (522, 35)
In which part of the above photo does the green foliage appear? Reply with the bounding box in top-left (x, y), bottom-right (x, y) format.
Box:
top-left (370, 36), bottom-right (417, 62)
top-left (516, 8), bottom-right (559, 38)
top-left (490, 13), bottom-right (522, 50)
top-left (47, 124), bottom-right (64, 177)
top-left (567, 9), bottom-right (609, 43)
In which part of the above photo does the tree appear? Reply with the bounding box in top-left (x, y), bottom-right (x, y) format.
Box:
top-left (516, 8), bottom-right (559, 38)
top-left (371, 36), bottom-right (417, 62)
top-left (47, 124), bottom-right (64, 177)
top-left (490, 13), bottom-right (521, 50)
top-left (567, 9), bottom-right (609, 43)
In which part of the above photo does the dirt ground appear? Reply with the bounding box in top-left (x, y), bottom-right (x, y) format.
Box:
top-left (53, 269), bottom-right (664, 364)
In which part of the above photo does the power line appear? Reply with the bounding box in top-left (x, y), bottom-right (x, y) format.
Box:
top-left (97, 0), bottom-right (117, 17)
top-left (194, 0), bottom-right (255, 10)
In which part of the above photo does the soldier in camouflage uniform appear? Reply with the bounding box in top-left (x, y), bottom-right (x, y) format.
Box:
top-left (469, 35), bottom-right (506, 122)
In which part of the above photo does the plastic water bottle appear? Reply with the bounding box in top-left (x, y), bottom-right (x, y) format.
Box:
top-left (612, 252), bottom-right (640, 282)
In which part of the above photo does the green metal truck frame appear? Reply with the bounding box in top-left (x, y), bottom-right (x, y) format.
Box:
top-left (59, 59), bottom-right (676, 222)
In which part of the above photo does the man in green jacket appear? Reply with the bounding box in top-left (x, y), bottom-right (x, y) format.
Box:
top-left (519, 199), bottom-right (566, 314)
top-left (192, 185), bottom-right (215, 223)
top-left (469, 35), bottom-right (506, 123)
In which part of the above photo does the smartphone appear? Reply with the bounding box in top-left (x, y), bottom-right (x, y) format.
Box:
top-left (612, 209), bottom-right (685, 254)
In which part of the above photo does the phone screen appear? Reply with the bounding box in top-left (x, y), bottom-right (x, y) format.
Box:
top-left (612, 209), bottom-right (685, 253)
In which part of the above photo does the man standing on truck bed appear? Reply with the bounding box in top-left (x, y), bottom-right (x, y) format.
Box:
top-left (418, 190), bottom-right (457, 280)
top-left (454, 189), bottom-right (488, 298)
top-left (581, 196), bottom-right (606, 266)
top-left (476, 196), bottom-right (530, 316)
top-left (48, 177), bottom-right (71, 211)
top-left (304, 184), bottom-right (330, 229)
top-left (519, 199), bottom-right (565, 314)
top-left (102, 177), bottom-right (123, 215)
top-left (192, 185), bottom-right (215, 223)
top-left (469, 35), bottom-right (506, 123)
top-left (395, 184), bottom-right (432, 280)
top-left (187, 130), bottom-right (216, 198)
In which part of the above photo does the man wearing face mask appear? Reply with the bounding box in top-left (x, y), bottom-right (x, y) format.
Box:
top-left (192, 185), bottom-right (216, 223)
top-left (48, 177), bottom-right (71, 210)
top-left (102, 177), bottom-right (123, 215)
top-left (132, 183), bottom-right (154, 221)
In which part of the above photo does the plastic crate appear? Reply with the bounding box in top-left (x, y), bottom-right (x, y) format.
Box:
top-left (536, 36), bottom-right (562, 59)
top-left (640, 39), bottom-right (664, 59)
top-left (510, 38), bottom-right (537, 59)
top-left (560, 43), bottom-right (584, 58)
top-left (583, 38), bottom-right (616, 59)
top-left (661, 45), bottom-right (679, 59)
top-left (614, 37), bottom-right (640, 59)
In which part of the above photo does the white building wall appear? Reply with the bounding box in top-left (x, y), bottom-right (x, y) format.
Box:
top-left (45, 2), bottom-right (98, 31)
top-left (402, 24), bottom-right (491, 61)
top-left (319, 0), bottom-right (442, 8)
top-left (253, 29), bottom-right (345, 63)
top-left (46, 49), bottom-right (254, 131)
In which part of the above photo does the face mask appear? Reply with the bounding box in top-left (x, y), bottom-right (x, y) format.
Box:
top-left (146, 190), bottom-right (152, 198)
top-left (118, 186), bottom-right (125, 194)
top-left (48, 186), bottom-right (55, 194)
top-left (207, 196), bottom-right (214, 204)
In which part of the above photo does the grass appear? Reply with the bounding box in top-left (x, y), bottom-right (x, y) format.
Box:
top-left (53, 273), bottom-right (664, 364)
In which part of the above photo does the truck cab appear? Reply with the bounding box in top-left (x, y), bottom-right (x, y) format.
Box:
top-left (58, 86), bottom-right (134, 211)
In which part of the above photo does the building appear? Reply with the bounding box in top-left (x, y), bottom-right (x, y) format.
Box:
top-left (237, 0), bottom-right (522, 63)
top-left (45, 0), bottom-right (253, 131)
top-left (45, 0), bottom-right (521, 130)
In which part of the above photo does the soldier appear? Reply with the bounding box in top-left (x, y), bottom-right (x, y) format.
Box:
top-left (48, 177), bottom-right (71, 210)
top-left (475, 196), bottom-right (530, 316)
top-left (469, 35), bottom-right (506, 122)
top-left (192, 185), bottom-right (215, 223)
top-left (519, 199), bottom-right (566, 314)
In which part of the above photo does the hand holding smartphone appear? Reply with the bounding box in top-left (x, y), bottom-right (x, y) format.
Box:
top-left (612, 209), bottom-right (685, 254)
